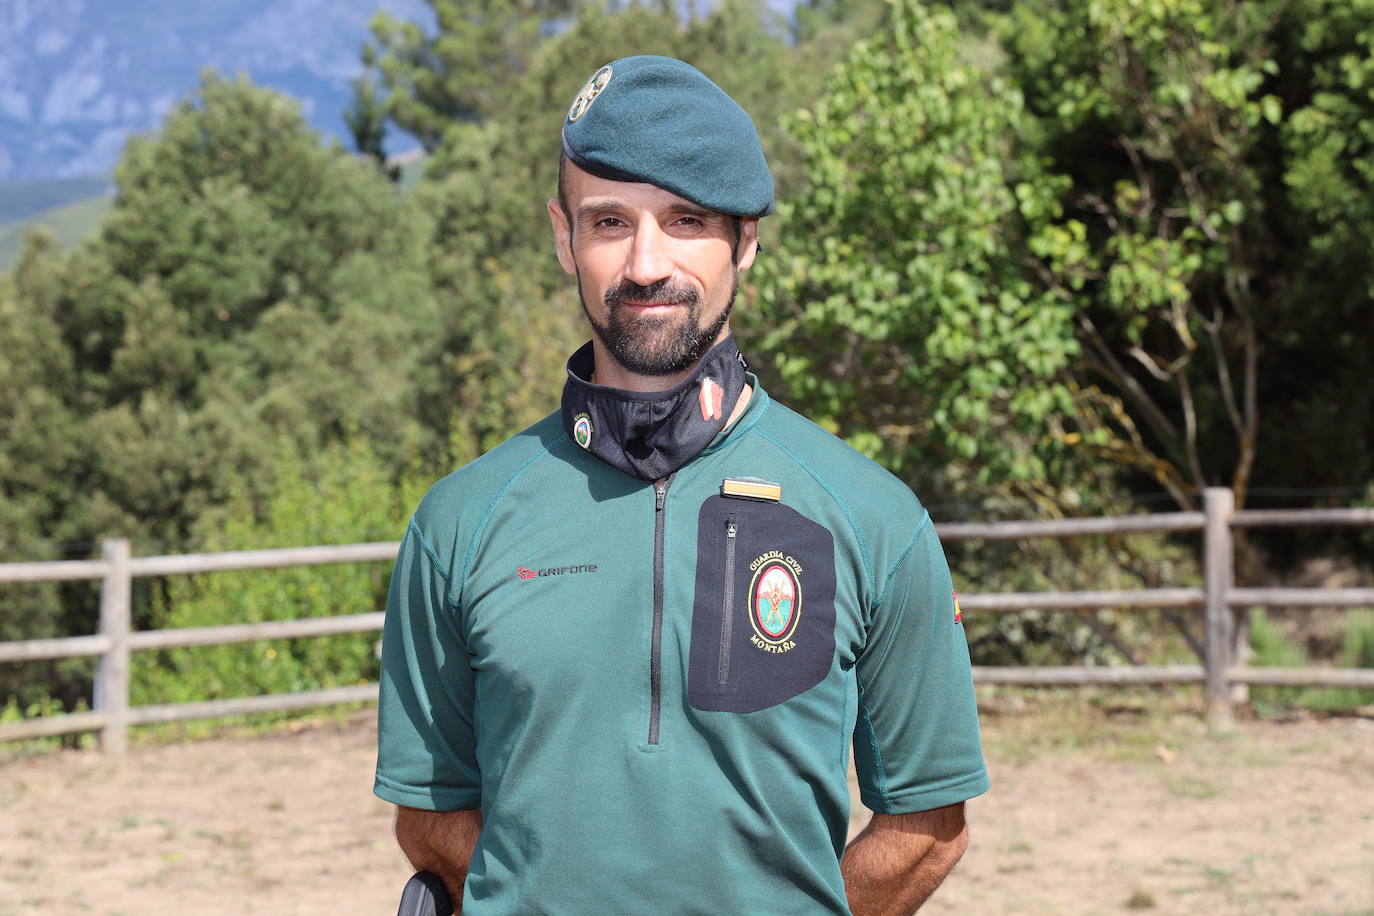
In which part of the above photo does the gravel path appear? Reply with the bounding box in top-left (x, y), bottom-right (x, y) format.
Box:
top-left (2, 698), bottom-right (1371, 914)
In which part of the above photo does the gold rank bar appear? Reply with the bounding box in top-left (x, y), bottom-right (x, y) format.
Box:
top-left (721, 477), bottom-right (783, 502)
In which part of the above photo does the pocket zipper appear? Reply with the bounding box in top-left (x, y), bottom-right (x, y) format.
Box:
top-left (718, 513), bottom-right (737, 685)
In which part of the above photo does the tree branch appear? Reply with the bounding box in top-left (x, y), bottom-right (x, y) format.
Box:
top-left (1078, 313), bottom-right (1180, 446)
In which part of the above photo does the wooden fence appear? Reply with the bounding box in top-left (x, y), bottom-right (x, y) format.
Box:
top-left (2, 487), bottom-right (1372, 752)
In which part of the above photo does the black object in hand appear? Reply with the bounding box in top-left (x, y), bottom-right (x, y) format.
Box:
top-left (396, 870), bottom-right (454, 916)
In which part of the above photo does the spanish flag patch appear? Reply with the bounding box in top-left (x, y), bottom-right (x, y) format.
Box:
top-left (953, 590), bottom-right (963, 624)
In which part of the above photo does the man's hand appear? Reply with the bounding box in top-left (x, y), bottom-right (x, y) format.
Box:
top-left (394, 806), bottom-right (483, 909)
top-left (841, 802), bottom-right (969, 915)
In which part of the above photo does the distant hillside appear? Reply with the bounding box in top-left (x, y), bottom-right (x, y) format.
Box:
top-left (0, 176), bottom-right (111, 224)
top-left (0, 194), bottom-right (112, 270)
top-left (0, 148), bottom-right (425, 271)
top-left (0, 0), bottom-right (429, 181)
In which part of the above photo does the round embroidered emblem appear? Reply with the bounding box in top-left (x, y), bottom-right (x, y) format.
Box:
top-left (568, 65), bottom-right (614, 123)
top-left (573, 413), bottom-right (593, 449)
top-left (749, 562), bottom-right (802, 644)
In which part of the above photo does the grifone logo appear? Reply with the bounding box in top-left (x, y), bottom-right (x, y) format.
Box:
top-left (515, 564), bottom-right (598, 581)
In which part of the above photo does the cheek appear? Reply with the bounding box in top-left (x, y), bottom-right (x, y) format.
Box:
top-left (573, 245), bottom-right (626, 294)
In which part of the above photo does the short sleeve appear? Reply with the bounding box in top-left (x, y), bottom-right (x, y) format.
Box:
top-left (373, 519), bottom-right (482, 810)
top-left (852, 515), bottom-right (988, 814)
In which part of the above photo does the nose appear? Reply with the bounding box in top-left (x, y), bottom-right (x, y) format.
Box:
top-left (624, 220), bottom-right (674, 288)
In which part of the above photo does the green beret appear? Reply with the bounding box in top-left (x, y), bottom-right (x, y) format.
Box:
top-left (561, 55), bottom-right (774, 218)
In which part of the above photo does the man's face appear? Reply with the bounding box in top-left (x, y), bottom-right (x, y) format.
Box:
top-left (549, 160), bottom-right (758, 377)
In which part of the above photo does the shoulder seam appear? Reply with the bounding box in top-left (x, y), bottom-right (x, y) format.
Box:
top-left (408, 517), bottom-right (453, 582)
top-left (456, 435), bottom-right (568, 604)
top-left (756, 428), bottom-right (874, 595)
top-left (873, 510), bottom-right (932, 611)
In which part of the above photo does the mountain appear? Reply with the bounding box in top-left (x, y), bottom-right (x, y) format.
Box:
top-left (0, 193), bottom-right (112, 269)
top-left (0, 0), bottom-right (430, 181)
top-left (0, 175), bottom-right (109, 224)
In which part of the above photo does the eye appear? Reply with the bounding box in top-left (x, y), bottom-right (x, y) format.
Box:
top-left (674, 215), bottom-right (704, 228)
top-left (595, 216), bottom-right (627, 230)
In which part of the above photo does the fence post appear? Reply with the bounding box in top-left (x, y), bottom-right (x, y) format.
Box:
top-left (94, 538), bottom-right (132, 753)
top-left (1203, 489), bottom-right (1235, 728)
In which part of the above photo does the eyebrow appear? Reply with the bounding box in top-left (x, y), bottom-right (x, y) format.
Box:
top-left (575, 198), bottom-right (625, 223)
top-left (575, 198), bottom-right (720, 223)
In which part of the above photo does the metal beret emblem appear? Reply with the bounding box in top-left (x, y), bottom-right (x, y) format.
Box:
top-left (568, 65), bottom-right (613, 123)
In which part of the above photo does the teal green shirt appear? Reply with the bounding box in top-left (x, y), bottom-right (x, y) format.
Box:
top-left (375, 380), bottom-right (987, 914)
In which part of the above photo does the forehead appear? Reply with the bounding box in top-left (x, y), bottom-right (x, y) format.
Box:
top-left (562, 159), bottom-right (707, 214)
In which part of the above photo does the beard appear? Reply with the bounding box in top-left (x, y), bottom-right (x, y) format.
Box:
top-left (579, 272), bottom-right (738, 377)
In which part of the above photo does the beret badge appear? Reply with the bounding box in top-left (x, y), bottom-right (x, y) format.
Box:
top-left (568, 65), bottom-right (614, 123)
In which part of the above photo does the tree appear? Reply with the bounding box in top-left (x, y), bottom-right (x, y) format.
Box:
top-left (132, 438), bottom-right (426, 709)
top-left (998, 0), bottom-right (1296, 510)
top-left (1270, 0), bottom-right (1374, 493)
top-left (362, 0), bottom-right (577, 151)
top-left (0, 74), bottom-right (446, 714)
top-left (344, 69), bottom-right (400, 181)
top-left (747, 0), bottom-right (1080, 500)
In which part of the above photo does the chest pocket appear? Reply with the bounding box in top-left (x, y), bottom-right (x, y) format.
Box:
top-left (687, 494), bottom-right (836, 713)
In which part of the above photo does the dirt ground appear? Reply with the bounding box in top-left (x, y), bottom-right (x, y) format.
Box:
top-left (2, 693), bottom-right (1372, 915)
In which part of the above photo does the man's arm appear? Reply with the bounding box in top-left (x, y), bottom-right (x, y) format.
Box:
top-left (395, 806), bottom-right (483, 908)
top-left (841, 803), bottom-right (969, 916)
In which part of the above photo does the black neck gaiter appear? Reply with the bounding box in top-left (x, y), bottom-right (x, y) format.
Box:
top-left (561, 337), bottom-right (750, 481)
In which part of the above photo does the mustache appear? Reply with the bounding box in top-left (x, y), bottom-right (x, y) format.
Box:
top-left (604, 278), bottom-right (700, 309)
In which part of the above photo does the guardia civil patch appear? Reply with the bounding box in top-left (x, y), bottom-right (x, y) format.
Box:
top-left (573, 412), bottom-right (594, 449)
top-left (568, 65), bottom-right (613, 123)
top-left (747, 552), bottom-right (804, 653)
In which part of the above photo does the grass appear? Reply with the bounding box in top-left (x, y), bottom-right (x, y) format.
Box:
top-left (1249, 608), bottom-right (1374, 714)
top-left (1161, 773), bottom-right (1222, 799)
top-left (0, 700), bottom-right (369, 765)
top-left (976, 685), bottom-right (1207, 765)
top-left (1125, 888), bottom-right (1156, 909)
top-left (129, 700), bottom-right (369, 747)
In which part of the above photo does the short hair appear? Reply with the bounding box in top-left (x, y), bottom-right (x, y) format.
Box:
top-left (557, 153), bottom-right (745, 263)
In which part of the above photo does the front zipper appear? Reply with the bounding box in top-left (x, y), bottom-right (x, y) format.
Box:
top-left (717, 513), bottom-right (737, 684)
top-left (648, 473), bottom-right (675, 745)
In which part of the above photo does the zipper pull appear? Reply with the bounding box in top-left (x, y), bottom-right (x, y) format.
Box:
top-left (726, 516), bottom-right (737, 539)
top-left (655, 482), bottom-right (667, 511)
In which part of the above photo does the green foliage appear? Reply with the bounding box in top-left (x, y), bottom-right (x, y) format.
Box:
top-left (0, 696), bottom-right (95, 760)
top-left (0, 73), bottom-right (444, 557)
top-left (344, 69), bottom-right (399, 181)
top-left (364, 0), bottom-right (577, 150)
top-left (1248, 608), bottom-right (1374, 713)
top-left (954, 514), bottom-right (1201, 667)
top-left (748, 0), bottom-right (1079, 500)
top-left (997, 0), bottom-right (1289, 508)
top-left (1001, 0), bottom-right (1374, 508)
top-left (0, 74), bottom-right (449, 708)
top-left (132, 439), bottom-right (425, 706)
top-left (1266, 0), bottom-right (1374, 493)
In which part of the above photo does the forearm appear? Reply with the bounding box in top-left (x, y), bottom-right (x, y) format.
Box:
top-left (841, 804), bottom-right (969, 915)
top-left (394, 806), bottom-right (483, 909)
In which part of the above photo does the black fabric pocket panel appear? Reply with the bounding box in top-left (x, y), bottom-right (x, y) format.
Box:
top-left (688, 494), bottom-right (836, 713)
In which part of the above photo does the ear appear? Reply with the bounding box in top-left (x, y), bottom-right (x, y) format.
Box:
top-left (735, 218), bottom-right (760, 272)
top-left (548, 199), bottom-right (576, 275)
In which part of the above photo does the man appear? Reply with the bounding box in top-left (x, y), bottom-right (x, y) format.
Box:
top-left (374, 55), bottom-right (988, 915)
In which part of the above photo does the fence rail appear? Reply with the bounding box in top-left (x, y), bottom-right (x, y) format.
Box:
top-left (3, 487), bottom-right (1372, 750)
